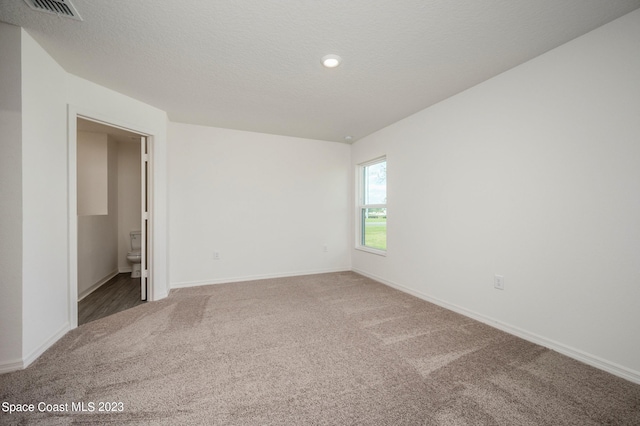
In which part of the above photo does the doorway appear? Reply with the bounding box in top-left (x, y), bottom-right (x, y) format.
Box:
top-left (69, 113), bottom-right (153, 328)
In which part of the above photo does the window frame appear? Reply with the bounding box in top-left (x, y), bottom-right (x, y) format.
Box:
top-left (356, 156), bottom-right (387, 256)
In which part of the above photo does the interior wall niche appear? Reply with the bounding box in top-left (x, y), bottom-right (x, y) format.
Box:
top-left (77, 131), bottom-right (108, 215)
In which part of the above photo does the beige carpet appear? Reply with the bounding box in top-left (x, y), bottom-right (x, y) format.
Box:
top-left (1, 272), bottom-right (639, 425)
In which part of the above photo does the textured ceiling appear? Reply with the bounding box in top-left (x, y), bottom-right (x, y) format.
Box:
top-left (2, 0), bottom-right (639, 143)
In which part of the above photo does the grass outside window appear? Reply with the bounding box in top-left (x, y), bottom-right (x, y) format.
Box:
top-left (363, 217), bottom-right (387, 251)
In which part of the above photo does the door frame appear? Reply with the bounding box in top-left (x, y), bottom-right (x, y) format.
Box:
top-left (67, 105), bottom-right (155, 329)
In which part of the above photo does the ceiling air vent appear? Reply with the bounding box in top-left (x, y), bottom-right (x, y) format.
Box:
top-left (23, 0), bottom-right (83, 21)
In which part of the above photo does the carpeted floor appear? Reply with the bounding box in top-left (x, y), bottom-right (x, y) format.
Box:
top-left (1, 272), bottom-right (639, 425)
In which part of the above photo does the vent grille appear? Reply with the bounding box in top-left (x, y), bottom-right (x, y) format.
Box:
top-left (23, 0), bottom-right (82, 21)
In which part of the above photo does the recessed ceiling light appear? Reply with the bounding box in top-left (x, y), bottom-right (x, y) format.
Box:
top-left (344, 136), bottom-right (353, 142)
top-left (321, 54), bottom-right (342, 68)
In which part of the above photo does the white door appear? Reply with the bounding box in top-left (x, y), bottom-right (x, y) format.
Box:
top-left (140, 137), bottom-right (149, 301)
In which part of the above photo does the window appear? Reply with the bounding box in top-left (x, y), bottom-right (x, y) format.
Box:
top-left (357, 157), bottom-right (387, 253)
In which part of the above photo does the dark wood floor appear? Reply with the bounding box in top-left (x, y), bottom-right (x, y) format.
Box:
top-left (78, 273), bottom-right (146, 325)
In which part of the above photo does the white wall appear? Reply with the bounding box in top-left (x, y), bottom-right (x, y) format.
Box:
top-left (117, 140), bottom-right (142, 272)
top-left (77, 134), bottom-right (119, 298)
top-left (169, 123), bottom-right (351, 287)
top-left (352, 9), bottom-right (640, 381)
top-left (77, 131), bottom-right (109, 216)
top-left (0, 22), bottom-right (23, 370)
top-left (21, 27), bottom-right (70, 364)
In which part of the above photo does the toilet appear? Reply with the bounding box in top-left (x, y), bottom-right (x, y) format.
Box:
top-left (126, 231), bottom-right (142, 278)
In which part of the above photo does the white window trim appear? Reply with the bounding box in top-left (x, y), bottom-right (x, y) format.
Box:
top-left (356, 156), bottom-right (387, 256)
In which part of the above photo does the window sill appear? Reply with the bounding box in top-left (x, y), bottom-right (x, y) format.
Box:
top-left (355, 246), bottom-right (387, 257)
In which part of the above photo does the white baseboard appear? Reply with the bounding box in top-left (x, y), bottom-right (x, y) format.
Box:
top-left (22, 322), bottom-right (71, 370)
top-left (78, 269), bottom-right (119, 301)
top-left (1, 322), bottom-right (73, 374)
top-left (352, 268), bottom-right (640, 385)
top-left (151, 289), bottom-right (169, 301)
top-left (171, 267), bottom-right (352, 290)
top-left (0, 358), bottom-right (24, 374)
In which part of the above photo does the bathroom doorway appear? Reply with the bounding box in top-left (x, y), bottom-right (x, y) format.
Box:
top-left (74, 117), bottom-right (151, 324)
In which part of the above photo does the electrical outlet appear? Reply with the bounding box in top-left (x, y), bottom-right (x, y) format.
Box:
top-left (213, 251), bottom-right (220, 260)
top-left (494, 275), bottom-right (504, 290)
